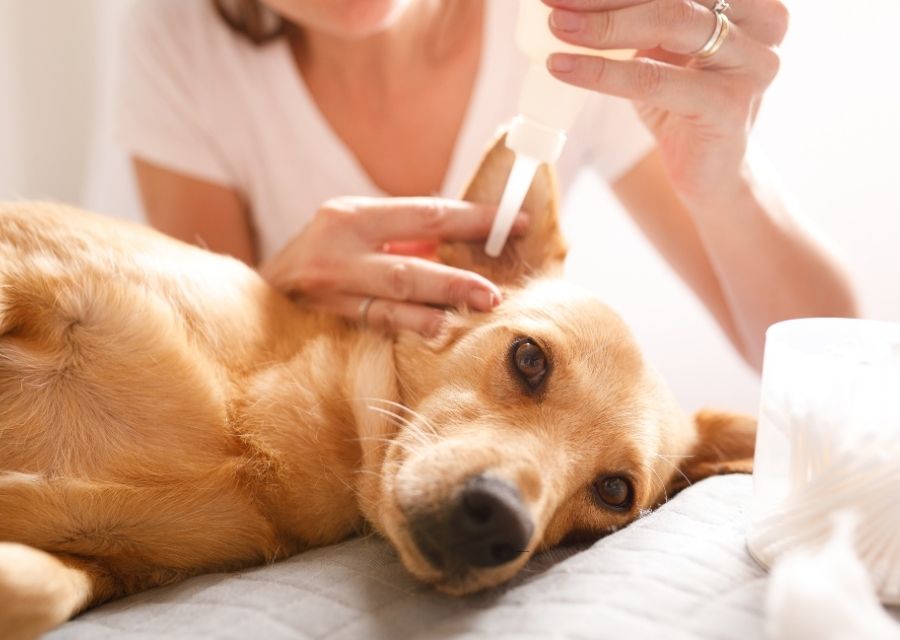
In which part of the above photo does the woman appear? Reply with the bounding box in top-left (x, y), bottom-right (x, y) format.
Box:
top-left (117, 0), bottom-right (857, 369)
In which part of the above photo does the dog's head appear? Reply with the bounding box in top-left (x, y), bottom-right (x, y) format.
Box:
top-left (357, 136), bottom-right (755, 594)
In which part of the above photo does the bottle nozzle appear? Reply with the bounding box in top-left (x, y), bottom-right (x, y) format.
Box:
top-left (485, 153), bottom-right (541, 258)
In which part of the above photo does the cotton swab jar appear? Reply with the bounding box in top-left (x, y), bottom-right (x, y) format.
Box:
top-left (747, 318), bottom-right (900, 604)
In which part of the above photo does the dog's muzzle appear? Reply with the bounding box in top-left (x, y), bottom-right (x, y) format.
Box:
top-left (409, 474), bottom-right (534, 571)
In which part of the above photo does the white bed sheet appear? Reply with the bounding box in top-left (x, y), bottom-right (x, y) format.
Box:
top-left (47, 474), bottom-right (900, 639)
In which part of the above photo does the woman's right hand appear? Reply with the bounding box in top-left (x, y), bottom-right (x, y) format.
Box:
top-left (259, 196), bottom-right (528, 336)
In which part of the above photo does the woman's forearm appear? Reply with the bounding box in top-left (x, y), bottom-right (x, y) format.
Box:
top-left (682, 160), bottom-right (860, 369)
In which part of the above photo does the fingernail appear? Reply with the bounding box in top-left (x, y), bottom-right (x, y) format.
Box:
top-left (550, 10), bottom-right (584, 33)
top-left (548, 53), bottom-right (576, 73)
top-left (513, 212), bottom-right (531, 232)
top-left (470, 288), bottom-right (499, 311)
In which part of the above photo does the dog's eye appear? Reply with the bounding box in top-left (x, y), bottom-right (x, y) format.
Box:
top-left (512, 340), bottom-right (547, 389)
top-left (593, 476), bottom-right (633, 511)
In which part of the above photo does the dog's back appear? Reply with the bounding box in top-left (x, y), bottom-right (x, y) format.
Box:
top-left (0, 203), bottom-right (318, 592)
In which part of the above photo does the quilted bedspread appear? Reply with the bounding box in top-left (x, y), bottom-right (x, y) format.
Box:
top-left (46, 475), bottom-right (900, 639)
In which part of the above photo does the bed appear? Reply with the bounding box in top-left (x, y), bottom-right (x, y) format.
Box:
top-left (52, 474), bottom-right (890, 639)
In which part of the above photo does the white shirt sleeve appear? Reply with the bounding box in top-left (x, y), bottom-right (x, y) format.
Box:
top-left (115, 0), bottom-right (234, 187)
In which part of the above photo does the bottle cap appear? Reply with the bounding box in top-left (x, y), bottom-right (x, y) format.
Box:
top-left (506, 116), bottom-right (566, 164)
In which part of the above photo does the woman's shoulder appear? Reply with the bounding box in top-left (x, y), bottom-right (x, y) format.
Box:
top-left (126, 0), bottom-right (205, 35)
top-left (123, 0), bottom-right (235, 60)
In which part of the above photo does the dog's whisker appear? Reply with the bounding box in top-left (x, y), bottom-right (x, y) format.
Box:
top-left (651, 453), bottom-right (692, 490)
top-left (364, 404), bottom-right (415, 429)
top-left (647, 464), bottom-right (669, 505)
top-left (355, 435), bottom-right (418, 455)
top-left (364, 406), bottom-right (433, 449)
top-left (372, 398), bottom-right (440, 436)
top-left (376, 409), bottom-right (436, 450)
top-left (363, 397), bottom-right (440, 438)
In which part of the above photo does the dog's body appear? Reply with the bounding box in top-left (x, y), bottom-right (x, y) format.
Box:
top-left (0, 201), bottom-right (380, 562)
top-left (0, 139), bottom-right (755, 638)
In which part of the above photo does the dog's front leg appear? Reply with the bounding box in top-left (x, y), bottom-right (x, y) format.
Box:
top-left (0, 543), bottom-right (116, 639)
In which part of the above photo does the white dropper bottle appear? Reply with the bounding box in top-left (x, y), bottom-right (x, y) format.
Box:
top-left (485, 1), bottom-right (634, 257)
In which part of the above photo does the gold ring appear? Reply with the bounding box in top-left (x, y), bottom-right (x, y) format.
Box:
top-left (693, 11), bottom-right (730, 59)
top-left (358, 296), bottom-right (376, 327)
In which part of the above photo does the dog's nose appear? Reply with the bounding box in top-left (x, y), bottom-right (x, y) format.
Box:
top-left (451, 475), bottom-right (533, 567)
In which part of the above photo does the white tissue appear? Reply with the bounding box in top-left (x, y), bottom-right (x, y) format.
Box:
top-left (748, 426), bottom-right (900, 603)
top-left (765, 515), bottom-right (900, 640)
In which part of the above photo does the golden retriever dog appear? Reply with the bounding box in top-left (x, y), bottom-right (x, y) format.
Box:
top-left (0, 137), bottom-right (755, 639)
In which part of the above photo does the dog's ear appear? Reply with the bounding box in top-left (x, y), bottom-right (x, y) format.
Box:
top-left (669, 410), bottom-right (757, 494)
top-left (438, 133), bottom-right (568, 287)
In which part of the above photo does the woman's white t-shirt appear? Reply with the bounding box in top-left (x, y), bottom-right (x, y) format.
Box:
top-left (117, 0), bottom-right (656, 262)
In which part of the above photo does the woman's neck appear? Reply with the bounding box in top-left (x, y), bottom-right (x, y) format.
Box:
top-left (291, 1), bottom-right (474, 101)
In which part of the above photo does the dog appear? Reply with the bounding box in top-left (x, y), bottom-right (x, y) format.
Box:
top-left (0, 136), bottom-right (755, 639)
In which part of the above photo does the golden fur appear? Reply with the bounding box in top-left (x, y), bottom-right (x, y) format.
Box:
top-left (0, 137), bottom-right (755, 638)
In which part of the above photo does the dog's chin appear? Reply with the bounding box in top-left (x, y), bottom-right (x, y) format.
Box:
top-left (431, 558), bottom-right (532, 596)
top-left (385, 523), bottom-right (534, 595)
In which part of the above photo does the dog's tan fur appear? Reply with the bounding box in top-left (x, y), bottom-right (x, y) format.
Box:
top-left (0, 137), bottom-right (755, 638)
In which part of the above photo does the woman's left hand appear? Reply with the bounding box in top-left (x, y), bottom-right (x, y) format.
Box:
top-left (542, 0), bottom-right (788, 205)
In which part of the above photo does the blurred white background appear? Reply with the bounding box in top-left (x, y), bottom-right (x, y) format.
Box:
top-left (1, 1), bottom-right (898, 414)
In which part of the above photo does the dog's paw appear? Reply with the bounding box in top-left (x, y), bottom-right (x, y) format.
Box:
top-left (0, 543), bottom-right (84, 640)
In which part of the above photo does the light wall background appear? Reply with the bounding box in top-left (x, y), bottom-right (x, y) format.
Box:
top-left (1, 1), bottom-right (898, 414)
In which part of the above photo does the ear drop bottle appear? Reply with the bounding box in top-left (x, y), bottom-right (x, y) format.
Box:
top-left (485, 1), bottom-right (633, 257)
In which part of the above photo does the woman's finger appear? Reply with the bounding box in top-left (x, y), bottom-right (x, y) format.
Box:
top-left (348, 197), bottom-right (529, 246)
top-left (343, 254), bottom-right (501, 311)
top-left (549, 0), bottom-right (754, 68)
top-left (542, 0), bottom-right (788, 46)
top-left (542, 0), bottom-right (743, 25)
top-left (548, 54), bottom-right (761, 123)
top-left (685, 0), bottom-right (789, 46)
top-left (548, 28), bottom-right (779, 99)
top-left (308, 293), bottom-right (447, 337)
top-left (365, 297), bottom-right (447, 337)
top-left (542, 0), bottom-right (653, 10)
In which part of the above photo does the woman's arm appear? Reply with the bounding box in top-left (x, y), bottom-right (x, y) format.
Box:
top-left (612, 149), bottom-right (858, 370)
top-left (133, 158), bottom-right (258, 265)
top-left (540, 0), bottom-right (859, 368)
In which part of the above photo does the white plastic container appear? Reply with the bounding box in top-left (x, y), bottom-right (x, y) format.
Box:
top-left (747, 318), bottom-right (900, 604)
top-left (485, 1), bottom-right (633, 257)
